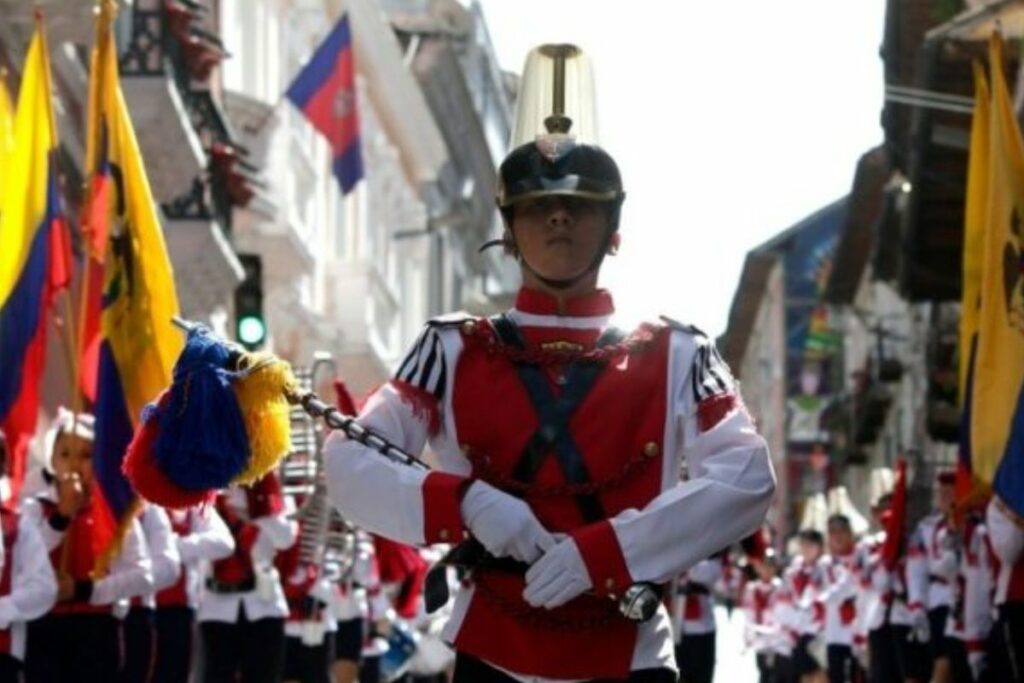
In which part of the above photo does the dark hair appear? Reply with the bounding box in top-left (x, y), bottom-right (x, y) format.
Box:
top-left (797, 529), bottom-right (824, 546)
top-left (827, 514), bottom-right (852, 532)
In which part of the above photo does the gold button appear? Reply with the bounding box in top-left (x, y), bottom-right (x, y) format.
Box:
top-left (462, 530), bottom-right (470, 540)
top-left (605, 578), bottom-right (615, 591)
top-left (438, 529), bottom-right (449, 541)
top-left (461, 320), bottom-right (476, 335)
top-left (643, 442), bottom-right (660, 458)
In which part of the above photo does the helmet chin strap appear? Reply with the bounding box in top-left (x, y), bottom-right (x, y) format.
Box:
top-left (510, 223), bottom-right (617, 291)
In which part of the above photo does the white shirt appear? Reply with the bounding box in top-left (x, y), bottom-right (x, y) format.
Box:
top-left (197, 489), bottom-right (297, 623)
top-left (0, 513), bottom-right (58, 659)
top-left (22, 494), bottom-right (154, 611)
top-left (172, 506), bottom-right (235, 609)
top-left (133, 505), bottom-right (182, 609)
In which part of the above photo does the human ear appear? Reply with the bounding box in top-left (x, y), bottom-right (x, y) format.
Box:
top-left (607, 232), bottom-right (621, 255)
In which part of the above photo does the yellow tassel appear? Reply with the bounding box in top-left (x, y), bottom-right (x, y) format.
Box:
top-left (232, 353), bottom-right (296, 485)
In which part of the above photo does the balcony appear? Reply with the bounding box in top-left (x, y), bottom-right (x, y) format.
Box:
top-left (161, 179), bottom-right (244, 319)
top-left (322, 260), bottom-right (401, 394)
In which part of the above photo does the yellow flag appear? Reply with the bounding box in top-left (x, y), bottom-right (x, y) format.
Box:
top-left (91, 1), bottom-right (182, 417)
top-left (0, 24), bottom-right (58, 309)
top-left (969, 33), bottom-right (1024, 499)
top-left (0, 70), bottom-right (14, 183)
top-left (959, 61), bottom-right (989, 406)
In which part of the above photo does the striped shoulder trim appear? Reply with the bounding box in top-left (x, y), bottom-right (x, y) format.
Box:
top-left (691, 337), bottom-right (735, 403)
top-left (394, 327), bottom-right (447, 399)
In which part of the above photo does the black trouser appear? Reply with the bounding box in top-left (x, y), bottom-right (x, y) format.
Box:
top-left (452, 653), bottom-right (678, 682)
top-left (792, 634), bottom-right (821, 676)
top-left (0, 654), bottom-right (21, 683)
top-left (154, 606), bottom-right (195, 683)
top-left (929, 605), bottom-right (952, 664)
top-left (676, 632), bottom-right (716, 683)
top-left (893, 623), bottom-right (930, 682)
top-left (946, 638), bottom-right (974, 683)
top-left (25, 612), bottom-right (120, 683)
top-left (826, 644), bottom-right (862, 683)
top-left (333, 617), bottom-right (363, 664)
top-left (755, 652), bottom-right (775, 683)
top-left (360, 655), bottom-right (381, 683)
top-left (990, 603), bottom-right (1024, 683)
top-left (122, 605), bottom-right (156, 683)
top-left (198, 611), bottom-right (285, 683)
top-left (868, 625), bottom-right (901, 683)
top-left (283, 633), bottom-right (335, 683)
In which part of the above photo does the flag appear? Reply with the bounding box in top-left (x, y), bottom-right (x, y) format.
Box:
top-left (969, 34), bottom-right (1024, 520)
top-left (87, 3), bottom-right (183, 572)
top-left (0, 17), bottom-right (72, 499)
top-left (285, 14), bottom-right (364, 194)
top-left (881, 458), bottom-right (907, 570)
top-left (0, 69), bottom-right (14, 180)
top-left (956, 61), bottom-right (990, 506)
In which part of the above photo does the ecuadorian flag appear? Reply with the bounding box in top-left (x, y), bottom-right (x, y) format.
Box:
top-left (85, 3), bottom-right (182, 572)
top-left (969, 34), bottom-right (1024, 522)
top-left (0, 18), bottom-right (71, 500)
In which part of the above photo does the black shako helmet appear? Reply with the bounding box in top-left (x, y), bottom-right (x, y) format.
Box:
top-left (493, 44), bottom-right (625, 290)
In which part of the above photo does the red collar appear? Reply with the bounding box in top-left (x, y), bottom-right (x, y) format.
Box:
top-left (514, 288), bottom-right (615, 317)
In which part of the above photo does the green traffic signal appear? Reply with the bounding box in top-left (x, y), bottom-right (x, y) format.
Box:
top-left (237, 314), bottom-right (266, 347)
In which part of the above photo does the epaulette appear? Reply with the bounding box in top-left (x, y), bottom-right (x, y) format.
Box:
top-left (424, 312), bottom-right (478, 328)
top-left (658, 315), bottom-right (707, 339)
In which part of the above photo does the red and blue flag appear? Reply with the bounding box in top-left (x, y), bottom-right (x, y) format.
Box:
top-left (285, 14), bottom-right (364, 194)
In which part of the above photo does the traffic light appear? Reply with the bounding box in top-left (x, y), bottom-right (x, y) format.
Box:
top-left (234, 253), bottom-right (266, 350)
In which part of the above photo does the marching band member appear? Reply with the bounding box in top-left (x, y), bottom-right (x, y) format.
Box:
top-left (22, 409), bottom-right (154, 682)
top-left (0, 428), bottom-right (56, 682)
top-left (197, 472), bottom-right (296, 683)
top-left (672, 556), bottom-right (722, 683)
top-left (122, 503), bottom-right (181, 683)
top-left (152, 505), bottom-right (234, 683)
top-left (324, 43), bottom-right (774, 682)
top-left (907, 471), bottom-right (957, 683)
top-left (986, 497), bottom-right (1024, 682)
top-left (818, 515), bottom-right (862, 683)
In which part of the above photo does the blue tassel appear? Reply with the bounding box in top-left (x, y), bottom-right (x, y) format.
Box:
top-left (152, 326), bottom-right (250, 490)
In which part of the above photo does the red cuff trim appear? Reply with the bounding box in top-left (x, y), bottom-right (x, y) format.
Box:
top-left (907, 601), bottom-right (924, 611)
top-left (390, 380), bottom-right (441, 435)
top-left (422, 472), bottom-right (469, 544)
top-left (697, 392), bottom-right (739, 433)
top-left (571, 520), bottom-right (633, 599)
top-left (965, 640), bottom-right (987, 653)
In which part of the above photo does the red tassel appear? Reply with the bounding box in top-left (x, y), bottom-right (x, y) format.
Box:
top-left (122, 393), bottom-right (215, 509)
top-left (390, 380), bottom-right (441, 435)
top-left (697, 393), bottom-right (739, 433)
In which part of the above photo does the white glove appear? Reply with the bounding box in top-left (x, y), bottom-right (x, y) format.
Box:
top-left (460, 481), bottom-right (555, 563)
top-left (968, 650), bottom-right (987, 681)
top-left (522, 536), bottom-right (592, 609)
top-left (911, 607), bottom-right (931, 643)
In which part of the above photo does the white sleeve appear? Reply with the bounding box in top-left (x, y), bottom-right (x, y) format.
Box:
top-left (21, 498), bottom-right (64, 552)
top-left (987, 498), bottom-right (1024, 567)
top-left (251, 497), bottom-right (299, 562)
top-left (142, 506), bottom-right (182, 592)
top-left (687, 558), bottom-right (723, 588)
top-left (90, 520), bottom-right (154, 604)
top-left (325, 326), bottom-right (460, 546)
top-left (905, 526), bottom-right (929, 609)
top-left (178, 507), bottom-right (234, 564)
top-left (602, 334), bottom-right (775, 585)
top-left (963, 525), bottom-right (994, 644)
top-left (0, 516), bottom-right (57, 627)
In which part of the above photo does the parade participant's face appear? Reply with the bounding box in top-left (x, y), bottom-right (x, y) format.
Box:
top-left (827, 526), bottom-right (854, 555)
top-left (511, 195), bottom-right (617, 293)
top-left (755, 560), bottom-right (776, 582)
top-left (799, 539), bottom-right (822, 563)
top-left (52, 432), bottom-right (95, 496)
top-left (937, 483), bottom-right (954, 514)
